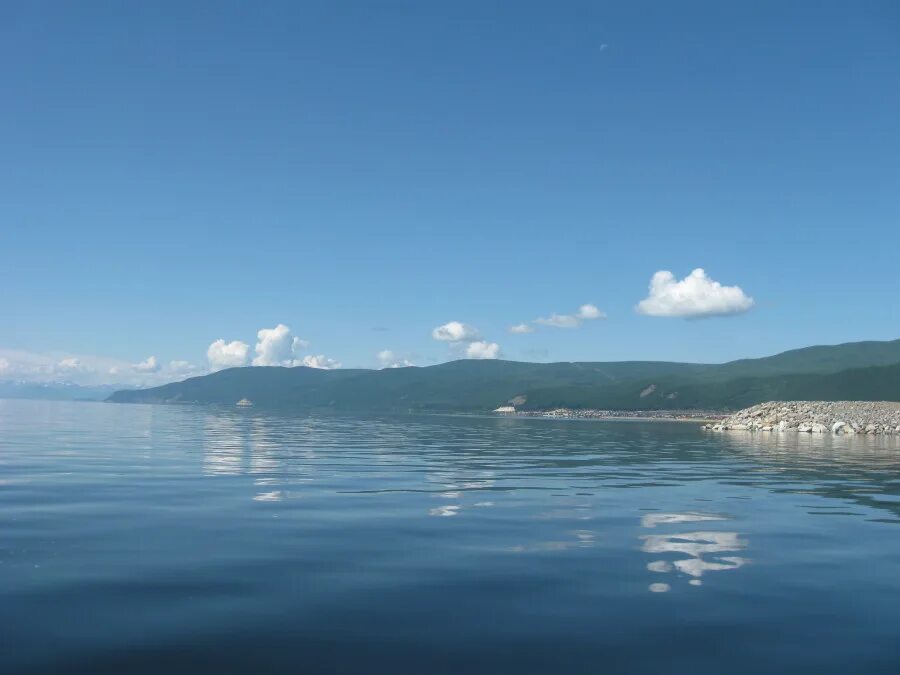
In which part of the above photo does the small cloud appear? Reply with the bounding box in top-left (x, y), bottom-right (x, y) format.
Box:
top-left (577, 304), bottom-right (605, 320)
top-left (465, 340), bottom-right (501, 360)
top-left (636, 268), bottom-right (754, 318)
top-left (509, 323), bottom-right (535, 334)
top-left (535, 313), bottom-right (581, 329)
top-left (57, 357), bottom-right (86, 372)
top-left (432, 321), bottom-right (480, 342)
top-left (168, 360), bottom-right (192, 373)
top-left (207, 339), bottom-right (250, 371)
top-left (299, 354), bottom-right (341, 369)
top-left (132, 356), bottom-right (160, 373)
top-left (432, 321), bottom-right (500, 360)
top-left (377, 350), bottom-right (414, 368)
top-left (168, 360), bottom-right (200, 377)
top-left (52, 357), bottom-right (103, 377)
top-left (533, 303), bottom-right (606, 329)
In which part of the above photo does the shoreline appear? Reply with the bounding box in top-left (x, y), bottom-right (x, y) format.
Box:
top-left (506, 409), bottom-right (726, 424)
top-left (705, 401), bottom-right (900, 435)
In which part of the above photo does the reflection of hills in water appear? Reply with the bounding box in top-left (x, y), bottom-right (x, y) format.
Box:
top-left (719, 432), bottom-right (900, 523)
top-left (195, 410), bottom-right (900, 534)
top-left (641, 513), bottom-right (749, 592)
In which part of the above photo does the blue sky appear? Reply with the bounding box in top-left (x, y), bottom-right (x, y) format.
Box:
top-left (2, 1), bottom-right (899, 384)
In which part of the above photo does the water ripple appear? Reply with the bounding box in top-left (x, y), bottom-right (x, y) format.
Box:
top-left (2, 399), bottom-right (900, 674)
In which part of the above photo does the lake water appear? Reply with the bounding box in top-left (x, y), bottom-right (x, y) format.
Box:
top-left (2, 399), bottom-right (900, 674)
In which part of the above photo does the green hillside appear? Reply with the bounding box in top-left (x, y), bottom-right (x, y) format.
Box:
top-left (108, 358), bottom-right (715, 410)
top-left (108, 339), bottom-right (900, 412)
top-left (709, 339), bottom-right (900, 380)
top-left (517, 363), bottom-right (900, 411)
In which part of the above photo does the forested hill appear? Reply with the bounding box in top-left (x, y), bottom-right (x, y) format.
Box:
top-left (107, 339), bottom-right (900, 412)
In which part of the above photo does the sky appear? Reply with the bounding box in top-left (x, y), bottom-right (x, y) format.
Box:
top-left (2, 1), bottom-right (899, 385)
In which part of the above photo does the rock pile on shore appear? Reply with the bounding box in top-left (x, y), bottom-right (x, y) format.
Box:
top-left (705, 401), bottom-right (900, 435)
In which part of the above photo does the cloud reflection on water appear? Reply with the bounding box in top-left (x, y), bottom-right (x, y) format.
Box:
top-left (203, 413), bottom-right (247, 475)
top-left (641, 513), bottom-right (749, 592)
top-left (191, 410), bottom-right (900, 585)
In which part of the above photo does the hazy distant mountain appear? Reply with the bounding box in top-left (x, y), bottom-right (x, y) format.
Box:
top-left (106, 339), bottom-right (900, 412)
top-left (0, 381), bottom-right (125, 402)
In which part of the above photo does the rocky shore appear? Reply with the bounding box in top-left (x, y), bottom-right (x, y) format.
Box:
top-left (705, 401), bottom-right (900, 435)
top-left (523, 408), bottom-right (721, 421)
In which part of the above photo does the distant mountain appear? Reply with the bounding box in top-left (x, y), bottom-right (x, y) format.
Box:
top-left (0, 381), bottom-right (124, 401)
top-left (107, 339), bottom-right (900, 412)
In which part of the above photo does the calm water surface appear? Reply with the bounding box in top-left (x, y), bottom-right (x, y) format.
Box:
top-left (2, 399), bottom-right (900, 674)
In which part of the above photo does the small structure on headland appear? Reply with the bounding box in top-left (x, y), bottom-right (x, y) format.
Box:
top-left (493, 405), bottom-right (516, 414)
top-left (236, 398), bottom-right (254, 407)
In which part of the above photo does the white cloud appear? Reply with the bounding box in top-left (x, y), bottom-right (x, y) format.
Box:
top-left (57, 357), bottom-right (86, 372)
top-left (133, 356), bottom-right (160, 373)
top-left (432, 321), bottom-right (501, 360)
top-left (636, 268), bottom-right (754, 318)
top-left (535, 313), bottom-right (581, 328)
top-left (377, 350), bottom-right (414, 368)
top-left (207, 339), bottom-right (250, 371)
top-left (577, 304), bottom-right (604, 320)
top-left (509, 323), bottom-right (535, 334)
top-left (0, 348), bottom-right (198, 386)
top-left (0, 350), bottom-right (78, 381)
top-left (533, 303), bottom-right (606, 329)
top-left (168, 360), bottom-right (192, 373)
top-left (211, 324), bottom-right (338, 371)
top-left (465, 340), bottom-right (501, 359)
top-left (168, 360), bottom-right (201, 377)
top-left (251, 324), bottom-right (314, 366)
top-left (253, 324), bottom-right (293, 366)
top-left (432, 321), bottom-right (480, 342)
top-left (299, 354), bottom-right (342, 369)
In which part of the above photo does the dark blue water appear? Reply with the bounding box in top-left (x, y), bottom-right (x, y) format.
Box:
top-left (3, 399), bottom-right (900, 674)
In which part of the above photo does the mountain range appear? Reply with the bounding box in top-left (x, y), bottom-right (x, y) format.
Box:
top-left (0, 381), bottom-right (125, 402)
top-left (107, 339), bottom-right (900, 412)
